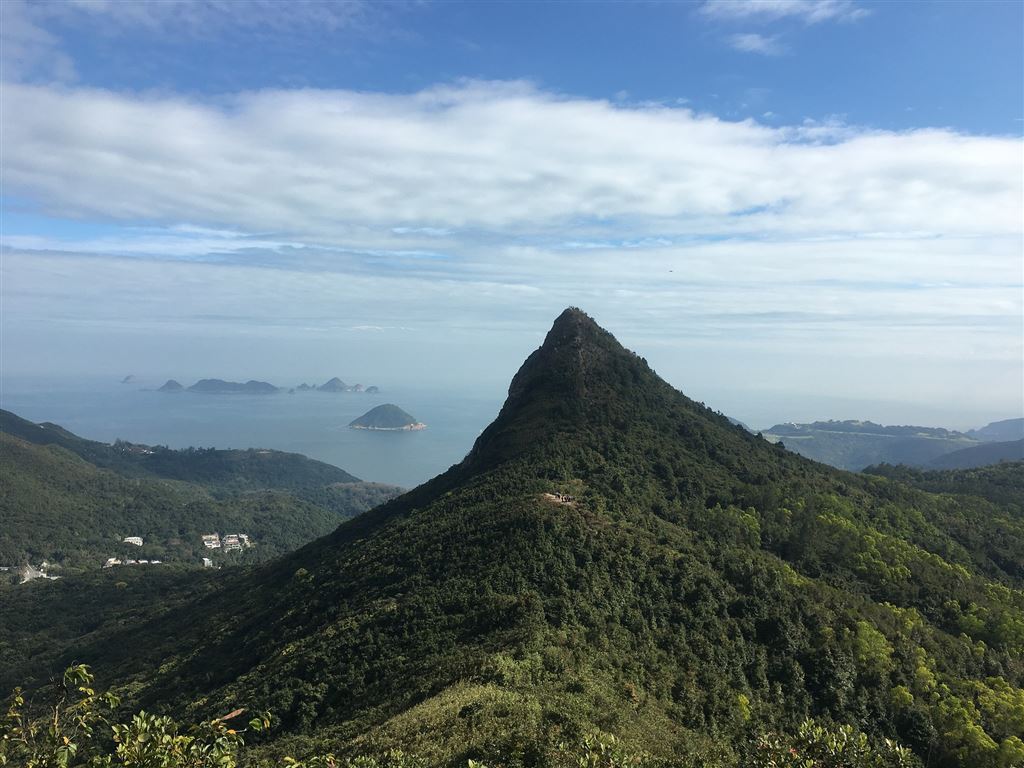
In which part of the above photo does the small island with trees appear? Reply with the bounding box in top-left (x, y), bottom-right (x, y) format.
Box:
top-left (349, 404), bottom-right (425, 431)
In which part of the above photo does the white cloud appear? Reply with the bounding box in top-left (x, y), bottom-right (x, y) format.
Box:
top-left (701, 0), bottom-right (869, 24)
top-left (2, 81), bottom-right (1020, 245)
top-left (728, 32), bottom-right (786, 55)
top-left (1, 80), bottom-right (1020, 419)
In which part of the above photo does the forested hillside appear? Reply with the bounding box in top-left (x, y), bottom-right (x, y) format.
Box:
top-left (4, 310), bottom-right (1022, 767)
top-left (926, 439), bottom-right (1024, 470)
top-left (865, 461), bottom-right (1024, 511)
top-left (0, 411), bottom-right (401, 571)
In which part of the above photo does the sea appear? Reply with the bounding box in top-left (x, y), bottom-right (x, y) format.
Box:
top-left (0, 378), bottom-right (507, 489)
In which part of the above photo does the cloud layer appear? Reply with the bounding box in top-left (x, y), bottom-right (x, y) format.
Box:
top-left (2, 79), bottom-right (1021, 423)
top-left (4, 80), bottom-right (1020, 246)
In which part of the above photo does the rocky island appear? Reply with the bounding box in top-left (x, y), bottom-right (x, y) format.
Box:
top-left (187, 379), bottom-right (279, 394)
top-left (154, 377), bottom-right (380, 394)
top-left (349, 404), bottom-right (425, 431)
top-left (318, 377), bottom-right (378, 393)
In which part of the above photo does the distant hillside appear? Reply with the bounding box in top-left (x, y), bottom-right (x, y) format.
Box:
top-left (349, 403), bottom-right (424, 430)
top-left (768, 420), bottom-right (964, 439)
top-left (0, 408), bottom-right (361, 491)
top-left (865, 461), bottom-right (1024, 511)
top-left (926, 438), bottom-right (1024, 470)
top-left (968, 417), bottom-right (1024, 443)
top-left (762, 419), bottom-right (979, 470)
top-left (0, 410), bottom-right (402, 571)
top-left (158, 379), bottom-right (184, 391)
top-left (187, 379), bottom-right (279, 394)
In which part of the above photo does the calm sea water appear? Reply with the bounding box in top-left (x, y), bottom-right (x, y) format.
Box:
top-left (0, 379), bottom-right (506, 488)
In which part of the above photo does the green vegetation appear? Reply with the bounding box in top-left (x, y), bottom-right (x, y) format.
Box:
top-left (865, 461), bottom-right (1023, 506)
top-left (926, 440), bottom-right (1024, 470)
top-left (0, 408), bottom-right (361, 487)
top-left (350, 405), bottom-right (423, 430)
top-left (0, 569), bottom-right (221, 692)
top-left (761, 420), bottom-right (980, 470)
top-left (1, 665), bottom-right (920, 768)
top-left (4, 310), bottom-right (1022, 767)
top-left (0, 410), bottom-right (402, 570)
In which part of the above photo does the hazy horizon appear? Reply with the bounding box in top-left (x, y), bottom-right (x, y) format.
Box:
top-left (2, 1), bottom-right (1022, 431)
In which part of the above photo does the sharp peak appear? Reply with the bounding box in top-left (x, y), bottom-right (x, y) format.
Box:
top-left (510, 308), bottom-right (640, 396)
top-left (550, 306), bottom-right (599, 330)
top-left (541, 307), bottom-right (614, 348)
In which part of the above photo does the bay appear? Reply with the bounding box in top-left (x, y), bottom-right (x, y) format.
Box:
top-left (0, 378), bottom-right (505, 488)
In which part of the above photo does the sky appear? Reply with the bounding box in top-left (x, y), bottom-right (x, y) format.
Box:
top-left (1, 0), bottom-right (1022, 429)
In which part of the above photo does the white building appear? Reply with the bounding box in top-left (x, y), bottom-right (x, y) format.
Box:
top-left (123, 536), bottom-right (144, 546)
top-left (202, 534), bottom-right (221, 549)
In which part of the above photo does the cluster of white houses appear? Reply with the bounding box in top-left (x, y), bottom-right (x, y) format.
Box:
top-left (201, 533), bottom-right (252, 551)
top-left (95, 533), bottom-right (253, 570)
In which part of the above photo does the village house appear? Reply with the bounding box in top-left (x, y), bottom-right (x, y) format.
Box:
top-left (202, 534), bottom-right (221, 549)
top-left (123, 536), bottom-right (144, 546)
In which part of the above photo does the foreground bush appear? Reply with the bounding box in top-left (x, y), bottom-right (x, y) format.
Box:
top-left (1, 666), bottom-right (920, 768)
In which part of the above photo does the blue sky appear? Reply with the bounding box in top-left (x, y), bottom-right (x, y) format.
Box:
top-left (1, 0), bottom-right (1022, 428)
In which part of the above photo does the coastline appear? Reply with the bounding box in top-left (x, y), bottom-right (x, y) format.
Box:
top-left (349, 422), bottom-right (427, 432)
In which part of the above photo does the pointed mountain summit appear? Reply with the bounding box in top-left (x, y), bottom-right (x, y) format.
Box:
top-left (50, 310), bottom-right (1024, 766)
top-left (463, 307), bottom-right (775, 498)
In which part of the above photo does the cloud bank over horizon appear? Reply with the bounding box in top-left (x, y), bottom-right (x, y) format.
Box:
top-left (2, 76), bottom-right (1022, 426)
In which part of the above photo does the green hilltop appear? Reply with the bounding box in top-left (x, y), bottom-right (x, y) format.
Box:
top-left (3, 310), bottom-right (1024, 767)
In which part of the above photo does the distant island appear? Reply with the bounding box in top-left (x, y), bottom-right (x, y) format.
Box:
top-left (317, 378), bottom-right (379, 393)
top-left (320, 377), bottom-right (360, 392)
top-left (188, 379), bottom-right (279, 394)
top-left (349, 404), bottom-right (425, 431)
top-left (158, 377), bottom-right (381, 394)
